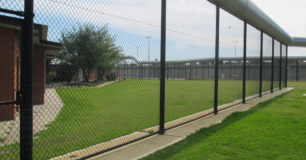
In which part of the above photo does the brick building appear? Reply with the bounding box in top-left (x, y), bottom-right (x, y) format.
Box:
top-left (0, 15), bottom-right (62, 121)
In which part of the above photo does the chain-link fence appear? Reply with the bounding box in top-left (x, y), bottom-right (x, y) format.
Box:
top-left (287, 59), bottom-right (306, 81)
top-left (0, 0), bottom-right (293, 159)
top-left (0, 1), bottom-right (24, 159)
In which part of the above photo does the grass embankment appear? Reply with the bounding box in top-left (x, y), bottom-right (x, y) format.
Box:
top-left (143, 88), bottom-right (306, 160)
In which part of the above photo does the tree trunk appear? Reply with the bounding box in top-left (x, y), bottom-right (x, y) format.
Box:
top-left (97, 68), bottom-right (101, 80)
top-left (82, 68), bottom-right (90, 82)
top-left (100, 69), bottom-right (106, 81)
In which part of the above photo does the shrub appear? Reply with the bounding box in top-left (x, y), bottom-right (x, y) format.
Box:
top-left (55, 64), bottom-right (75, 82)
top-left (106, 72), bottom-right (117, 81)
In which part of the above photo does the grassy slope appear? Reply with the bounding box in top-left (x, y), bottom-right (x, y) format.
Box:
top-left (0, 79), bottom-right (261, 159)
top-left (143, 88), bottom-right (306, 160)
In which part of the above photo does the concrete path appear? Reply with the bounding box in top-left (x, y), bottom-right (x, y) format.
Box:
top-left (89, 88), bottom-right (293, 160)
top-left (47, 81), bottom-right (116, 89)
top-left (0, 88), bottom-right (63, 146)
top-left (95, 81), bottom-right (115, 88)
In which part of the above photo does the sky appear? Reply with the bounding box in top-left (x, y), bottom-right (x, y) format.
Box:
top-left (251, 0), bottom-right (306, 57)
top-left (1, 0), bottom-right (305, 61)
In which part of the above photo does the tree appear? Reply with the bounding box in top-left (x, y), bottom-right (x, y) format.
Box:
top-left (59, 25), bottom-right (123, 82)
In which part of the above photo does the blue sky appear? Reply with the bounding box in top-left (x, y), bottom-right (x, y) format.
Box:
top-left (1, 0), bottom-right (305, 61)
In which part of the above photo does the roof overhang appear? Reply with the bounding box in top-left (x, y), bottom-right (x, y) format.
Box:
top-left (207, 0), bottom-right (306, 47)
top-left (0, 15), bottom-right (63, 57)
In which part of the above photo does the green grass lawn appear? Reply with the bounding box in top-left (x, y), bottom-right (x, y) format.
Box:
top-left (142, 88), bottom-right (306, 160)
top-left (288, 81), bottom-right (306, 87)
top-left (0, 79), bottom-right (262, 159)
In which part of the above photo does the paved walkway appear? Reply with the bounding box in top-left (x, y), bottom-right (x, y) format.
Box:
top-left (0, 88), bottom-right (63, 146)
top-left (95, 81), bottom-right (115, 88)
top-left (88, 88), bottom-right (293, 160)
top-left (46, 81), bottom-right (116, 89)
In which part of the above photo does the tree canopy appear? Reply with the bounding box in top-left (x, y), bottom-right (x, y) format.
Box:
top-left (59, 25), bottom-right (123, 82)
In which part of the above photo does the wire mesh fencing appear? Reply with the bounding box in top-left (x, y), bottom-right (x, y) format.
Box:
top-left (163, 0), bottom-right (216, 129)
top-left (218, 9), bottom-right (244, 107)
top-left (34, 0), bottom-right (161, 159)
top-left (0, 1), bottom-right (24, 159)
top-left (0, 0), bottom-right (293, 159)
top-left (246, 24), bottom-right (261, 99)
top-left (262, 33), bottom-right (273, 94)
top-left (273, 40), bottom-right (281, 90)
top-left (287, 59), bottom-right (306, 81)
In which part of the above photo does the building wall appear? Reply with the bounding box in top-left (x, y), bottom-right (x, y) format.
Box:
top-left (89, 69), bottom-right (97, 81)
top-left (0, 27), bottom-right (18, 120)
top-left (33, 45), bottom-right (45, 105)
top-left (0, 27), bottom-right (47, 120)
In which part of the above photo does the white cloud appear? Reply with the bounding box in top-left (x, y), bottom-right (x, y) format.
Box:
top-left (34, 0), bottom-right (218, 47)
top-left (251, 0), bottom-right (306, 37)
top-left (251, 0), bottom-right (306, 56)
top-left (32, 0), bottom-right (306, 57)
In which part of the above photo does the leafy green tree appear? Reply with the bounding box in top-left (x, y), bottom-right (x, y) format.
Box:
top-left (59, 25), bottom-right (123, 82)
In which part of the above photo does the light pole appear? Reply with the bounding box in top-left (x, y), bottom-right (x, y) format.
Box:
top-left (232, 40), bottom-right (238, 57)
top-left (136, 45), bottom-right (139, 59)
top-left (228, 25), bottom-right (238, 57)
top-left (146, 36), bottom-right (151, 61)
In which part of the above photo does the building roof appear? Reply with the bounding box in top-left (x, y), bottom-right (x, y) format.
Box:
top-left (0, 15), bottom-right (62, 57)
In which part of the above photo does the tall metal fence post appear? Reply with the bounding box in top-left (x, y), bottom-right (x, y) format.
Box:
top-left (142, 64), bottom-right (144, 79)
top-left (195, 64), bottom-right (198, 79)
top-left (174, 64), bottom-right (177, 79)
top-left (214, 5), bottom-right (220, 114)
top-left (285, 45), bottom-right (288, 87)
top-left (279, 43), bottom-right (282, 90)
top-left (189, 63), bottom-right (192, 79)
top-left (242, 21), bottom-right (247, 103)
top-left (202, 63), bottom-right (205, 79)
top-left (271, 38), bottom-right (274, 93)
top-left (184, 64), bottom-right (187, 79)
top-left (259, 31), bottom-right (263, 97)
top-left (20, 0), bottom-right (34, 159)
top-left (296, 60), bottom-right (299, 81)
top-left (159, 0), bottom-right (166, 135)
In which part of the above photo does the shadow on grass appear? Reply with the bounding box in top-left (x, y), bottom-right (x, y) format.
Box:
top-left (142, 91), bottom-right (291, 160)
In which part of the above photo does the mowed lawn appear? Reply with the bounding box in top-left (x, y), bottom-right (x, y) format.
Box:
top-left (143, 88), bottom-right (306, 160)
top-left (288, 81), bottom-right (306, 87)
top-left (0, 79), bottom-right (261, 159)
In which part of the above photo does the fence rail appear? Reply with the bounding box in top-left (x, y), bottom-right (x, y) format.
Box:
top-left (113, 58), bottom-right (306, 81)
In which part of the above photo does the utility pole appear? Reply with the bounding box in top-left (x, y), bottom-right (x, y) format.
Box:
top-left (136, 45), bottom-right (139, 59)
top-left (146, 36), bottom-right (151, 61)
top-left (233, 40), bottom-right (238, 57)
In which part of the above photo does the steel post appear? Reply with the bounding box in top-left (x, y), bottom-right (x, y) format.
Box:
top-left (285, 45), bottom-right (288, 87)
top-left (159, 0), bottom-right (166, 135)
top-left (271, 38), bottom-right (274, 93)
top-left (20, 0), bottom-right (34, 159)
top-left (242, 22), bottom-right (247, 103)
top-left (279, 43), bottom-right (282, 90)
top-left (259, 31), bottom-right (263, 97)
top-left (214, 5), bottom-right (220, 114)
top-left (296, 60), bottom-right (299, 81)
